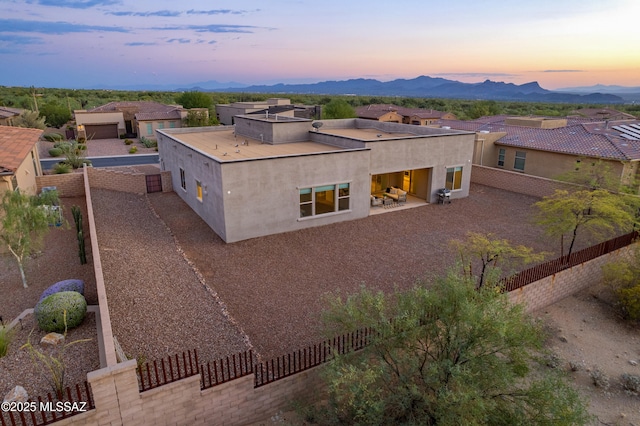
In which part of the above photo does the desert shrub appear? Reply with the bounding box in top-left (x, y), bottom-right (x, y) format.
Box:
top-left (545, 352), bottom-right (563, 369)
top-left (43, 133), bottom-right (64, 142)
top-left (140, 136), bottom-right (157, 148)
top-left (621, 373), bottom-right (640, 394)
top-left (602, 245), bottom-right (640, 320)
top-left (590, 366), bottom-right (610, 389)
top-left (77, 136), bottom-right (86, 144)
top-left (0, 322), bottom-right (15, 358)
top-left (35, 291), bottom-right (87, 332)
top-left (48, 147), bottom-right (63, 157)
top-left (39, 279), bottom-right (84, 302)
top-left (129, 146), bottom-right (138, 154)
top-left (569, 360), bottom-right (585, 372)
top-left (77, 143), bottom-right (87, 151)
top-left (124, 139), bottom-right (133, 145)
top-left (52, 162), bottom-right (72, 174)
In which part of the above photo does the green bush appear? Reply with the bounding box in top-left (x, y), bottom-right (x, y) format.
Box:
top-left (35, 291), bottom-right (87, 333)
top-left (603, 245), bottom-right (640, 320)
top-left (124, 139), bottom-right (133, 145)
top-left (77, 136), bottom-right (86, 144)
top-left (48, 147), bottom-right (63, 157)
top-left (140, 136), bottom-right (157, 148)
top-left (77, 143), bottom-right (87, 151)
top-left (0, 322), bottom-right (15, 358)
top-left (43, 133), bottom-right (64, 142)
top-left (52, 162), bottom-right (72, 174)
top-left (129, 146), bottom-right (138, 154)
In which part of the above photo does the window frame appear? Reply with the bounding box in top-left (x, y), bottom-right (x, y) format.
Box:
top-left (514, 151), bottom-right (526, 171)
top-left (497, 148), bottom-right (505, 167)
top-left (179, 168), bottom-right (186, 191)
top-left (445, 166), bottom-right (463, 191)
top-left (196, 180), bottom-right (203, 202)
top-left (299, 182), bottom-right (351, 219)
top-left (146, 123), bottom-right (153, 135)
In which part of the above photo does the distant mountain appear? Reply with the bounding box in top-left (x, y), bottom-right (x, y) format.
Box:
top-left (97, 80), bottom-right (248, 92)
top-left (556, 84), bottom-right (640, 103)
top-left (556, 84), bottom-right (640, 94)
top-left (208, 76), bottom-right (624, 104)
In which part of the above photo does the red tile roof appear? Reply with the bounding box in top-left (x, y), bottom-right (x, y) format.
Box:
top-left (356, 104), bottom-right (452, 120)
top-left (437, 116), bottom-right (640, 161)
top-left (0, 125), bottom-right (43, 173)
top-left (87, 101), bottom-right (183, 121)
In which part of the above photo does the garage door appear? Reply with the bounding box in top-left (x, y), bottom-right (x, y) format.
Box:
top-left (85, 124), bottom-right (118, 139)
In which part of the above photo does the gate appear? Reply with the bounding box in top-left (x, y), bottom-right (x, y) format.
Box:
top-left (146, 174), bottom-right (162, 193)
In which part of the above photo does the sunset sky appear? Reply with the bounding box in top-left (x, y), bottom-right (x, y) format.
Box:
top-left (1, 0), bottom-right (639, 90)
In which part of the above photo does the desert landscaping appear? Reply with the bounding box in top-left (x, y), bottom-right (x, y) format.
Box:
top-left (1, 182), bottom-right (639, 425)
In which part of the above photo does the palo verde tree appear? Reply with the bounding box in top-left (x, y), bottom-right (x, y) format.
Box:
top-left (534, 188), bottom-right (638, 259)
top-left (313, 271), bottom-right (591, 425)
top-left (175, 91), bottom-right (213, 109)
top-left (0, 190), bottom-right (52, 288)
top-left (450, 232), bottom-right (547, 288)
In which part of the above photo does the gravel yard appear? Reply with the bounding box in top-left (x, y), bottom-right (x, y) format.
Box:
top-left (147, 183), bottom-right (584, 360)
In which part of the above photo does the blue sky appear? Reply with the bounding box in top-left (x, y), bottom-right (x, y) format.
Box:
top-left (1, 0), bottom-right (639, 89)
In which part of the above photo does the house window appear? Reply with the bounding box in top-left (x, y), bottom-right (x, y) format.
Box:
top-left (10, 175), bottom-right (18, 191)
top-left (514, 151), bottom-right (526, 171)
top-left (169, 121), bottom-right (176, 128)
top-left (196, 180), bottom-right (203, 201)
top-left (158, 122), bottom-right (165, 129)
top-left (146, 123), bottom-right (153, 135)
top-left (299, 183), bottom-right (350, 218)
top-left (497, 148), bottom-right (505, 167)
top-left (179, 168), bottom-right (186, 191)
top-left (445, 167), bottom-right (463, 190)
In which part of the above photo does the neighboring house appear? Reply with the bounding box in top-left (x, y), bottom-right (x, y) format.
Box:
top-left (356, 104), bottom-right (457, 125)
top-left (435, 115), bottom-right (640, 191)
top-left (0, 125), bottom-right (43, 195)
top-left (569, 108), bottom-right (636, 121)
top-left (0, 107), bottom-right (23, 126)
top-left (74, 101), bottom-right (204, 140)
top-left (157, 115), bottom-right (474, 243)
top-left (216, 98), bottom-right (321, 125)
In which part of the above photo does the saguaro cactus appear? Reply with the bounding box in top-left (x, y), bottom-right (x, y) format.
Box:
top-left (71, 205), bottom-right (87, 265)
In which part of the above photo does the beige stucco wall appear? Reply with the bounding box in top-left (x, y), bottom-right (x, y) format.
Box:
top-left (75, 111), bottom-right (125, 133)
top-left (4, 148), bottom-right (42, 195)
top-left (494, 145), bottom-right (626, 182)
top-left (136, 119), bottom-right (181, 139)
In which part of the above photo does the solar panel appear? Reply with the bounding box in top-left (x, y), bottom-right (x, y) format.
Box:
top-left (620, 125), bottom-right (640, 138)
top-left (612, 125), bottom-right (640, 140)
top-left (630, 124), bottom-right (640, 132)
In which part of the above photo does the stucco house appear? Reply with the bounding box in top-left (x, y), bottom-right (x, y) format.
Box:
top-left (356, 104), bottom-right (456, 125)
top-left (156, 115), bottom-right (475, 243)
top-left (215, 98), bottom-right (321, 125)
top-left (435, 115), bottom-right (640, 191)
top-left (74, 101), bottom-right (206, 140)
top-left (0, 107), bottom-right (23, 126)
top-left (0, 125), bottom-right (43, 195)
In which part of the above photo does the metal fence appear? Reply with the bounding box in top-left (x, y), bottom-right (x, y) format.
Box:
top-left (137, 349), bottom-right (199, 392)
top-left (501, 230), bottom-right (638, 292)
top-left (0, 381), bottom-right (94, 426)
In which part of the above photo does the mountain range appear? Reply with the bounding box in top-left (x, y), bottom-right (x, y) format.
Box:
top-left (180, 76), bottom-right (633, 104)
top-left (104, 75), bottom-right (640, 104)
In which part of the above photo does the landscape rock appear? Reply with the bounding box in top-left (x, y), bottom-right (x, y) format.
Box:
top-left (629, 360), bottom-right (638, 366)
top-left (40, 332), bottom-right (65, 346)
top-left (3, 385), bottom-right (28, 403)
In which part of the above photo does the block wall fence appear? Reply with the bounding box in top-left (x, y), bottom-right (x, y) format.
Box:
top-left (26, 164), bottom-right (638, 426)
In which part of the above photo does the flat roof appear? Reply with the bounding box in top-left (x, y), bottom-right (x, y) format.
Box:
top-left (160, 128), bottom-right (351, 162)
top-left (318, 127), bottom-right (417, 141)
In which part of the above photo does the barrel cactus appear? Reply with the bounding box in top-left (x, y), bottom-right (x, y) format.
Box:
top-left (35, 291), bottom-right (87, 333)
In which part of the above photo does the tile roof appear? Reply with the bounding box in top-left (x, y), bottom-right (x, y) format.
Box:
top-left (0, 125), bottom-right (43, 173)
top-left (437, 116), bottom-right (640, 161)
top-left (356, 104), bottom-right (451, 120)
top-left (86, 101), bottom-right (185, 122)
top-left (0, 107), bottom-right (23, 119)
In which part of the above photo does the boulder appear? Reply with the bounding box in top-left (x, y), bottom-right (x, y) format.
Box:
top-left (3, 386), bottom-right (28, 403)
top-left (40, 332), bottom-right (65, 346)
